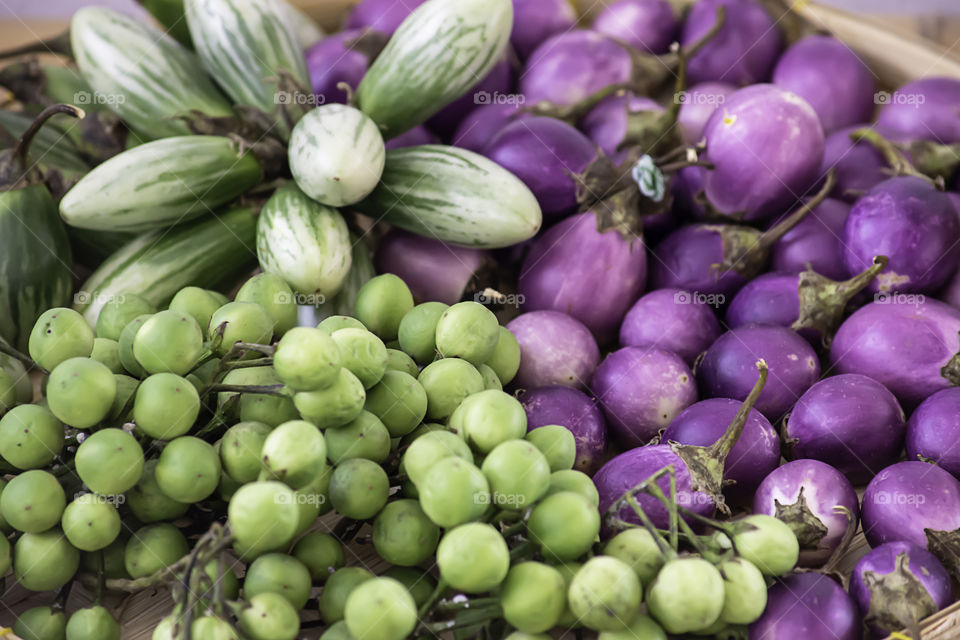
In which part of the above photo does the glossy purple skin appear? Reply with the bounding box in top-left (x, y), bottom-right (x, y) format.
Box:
top-left (703, 84), bottom-right (825, 221)
top-left (851, 541), bottom-right (952, 637)
top-left (483, 117), bottom-right (598, 219)
top-left (677, 81), bottom-right (736, 145)
top-left (670, 165), bottom-right (708, 219)
top-left (698, 325), bottom-right (820, 420)
top-left (593, 445), bottom-right (714, 532)
top-left (772, 35), bottom-right (875, 134)
top-left (863, 461), bottom-right (960, 549)
top-left (785, 374), bottom-right (906, 484)
top-left (753, 459), bottom-right (860, 567)
top-left (580, 93), bottom-right (662, 157)
top-left (770, 197), bottom-right (851, 280)
top-left (520, 385), bottom-right (607, 474)
top-left (343, 0), bottom-right (426, 34)
top-left (518, 212), bottom-right (648, 342)
top-left (907, 388), bottom-right (960, 478)
top-left (662, 398), bottom-right (779, 502)
top-left (619, 288), bottom-right (722, 365)
top-left (384, 125), bottom-right (438, 150)
top-left (748, 573), bottom-right (861, 640)
top-left (681, 0), bottom-right (781, 86)
top-left (819, 125), bottom-right (888, 203)
top-left (591, 347), bottom-right (697, 448)
top-left (510, 0), bottom-right (578, 60)
top-left (876, 77), bottom-right (960, 144)
top-left (427, 57), bottom-right (513, 139)
top-left (521, 30), bottom-right (633, 106)
top-left (375, 229), bottom-right (488, 305)
top-left (830, 298), bottom-right (960, 408)
top-left (451, 104), bottom-right (528, 153)
top-left (506, 311), bottom-right (601, 391)
top-left (592, 0), bottom-right (678, 54)
top-left (650, 224), bottom-right (748, 297)
top-left (725, 273), bottom-right (800, 331)
top-left (843, 176), bottom-right (960, 294)
top-left (306, 30), bottom-right (376, 104)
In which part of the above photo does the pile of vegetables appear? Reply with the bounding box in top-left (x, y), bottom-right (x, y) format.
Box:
top-left (1, 0), bottom-right (960, 638)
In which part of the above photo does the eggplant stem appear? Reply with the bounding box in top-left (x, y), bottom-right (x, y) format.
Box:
top-left (417, 578), bottom-right (449, 620)
top-left (623, 489), bottom-right (676, 559)
top-left (12, 103), bottom-right (85, 178)
top-left (850, 127), bottom-right (935, 185)
top-left (205, 383), bottom-right (286, 396)
top-left (705, 360), bottom-right (769, 462)
top-left (520, 81), bottom-right (638, 123)
top-left (758, 169), bottom-right (837, 253)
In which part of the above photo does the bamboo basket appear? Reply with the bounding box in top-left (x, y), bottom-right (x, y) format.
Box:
top-left (0, 1), bottom-right (959, 639)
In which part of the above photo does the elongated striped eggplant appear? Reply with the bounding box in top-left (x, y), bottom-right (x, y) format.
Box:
top-left (355, 0), bottom-right (513, 137)
top-left (71, 6), bottom-right (233, 139)
top-left (354, 145), bottom-right (542, 248)
top-left (316, 235), bottom-right (375, 319)
top-left (60, 135), bottom-right (262, 232)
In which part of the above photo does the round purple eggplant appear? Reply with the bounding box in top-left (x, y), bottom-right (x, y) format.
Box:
top-left (592, 0), bottom-right (678, 54)
top-left (344, 0), bottom-right (426, 34)
top-left (670, 165), bottom-right (709, 219)
top-left (819, 125), bottom-right (888, 203)
top-left (375, 229), bottom-right (489, 305)
top-left (753, 459), bottom-right (860, 567)
top-left (784, 374), bottom-right (906, 484)
top-left (518, 212), bottom-right (648, 342)
top-left (506, 310), bottom-right (601, 391)
top-left (510, 0), bottom-right (578, 60)
top-left (875, 77), bottom-right (960, 144)
top-left (850, 541), bottom-right (952, 637)
top-left (451, 103), bottom-right (528, 153)
top-left (427, 56), bottom-right (513, 139)
top-left (862, 461), bottom-right (960, 549)
top-left (663, 397), bottom-right (779, 503)
top-left (698, 325), bottom-right (820, 420)
top-left (520, 385), bottom-right (607, 474)
top-left (702, 84), bottom-right (825, 221)
top-left (591, 346), bottom-right (697, 447)
top-left (748, 573), bottom-right (861, 640)
top-left (579, 92), bottom-right (663, 157)
top-left (726, 272), bottom-right (801, 330)
top-left (770, 197), bottom-right (851, 280)
top-left (772, 35), bottom-right (875, 133)
top-left (681, 0), bottom-right (781, 86)
top-left (306, 29), bottom-right (381, 105)
top-left (649, 224), bottom-right (748, 297)
top-left (384, 125), bottom-right (438, 150)
top-left (619, 288), bottom-right (722, 365)
top-left (483, 116), bottom-right (599, 219)
top-left (830, 297), bottom-right (960, 408)
top-left (520, 30), bottom-right (633, 106)
top-left (842, 176), bottom-right (960, 294)
top-left (677, 81), bottom-right (735, 145)
top-left (907, 388), bottom-right (960, 478)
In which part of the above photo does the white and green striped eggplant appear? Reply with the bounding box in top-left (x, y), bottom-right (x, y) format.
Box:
top-left (355, 0), bottom-right (513, 137)
top-left (60, 135), bottom-right (262, 232)
top-left (75, 206), bottom-right (258, 325)
top-left (276, 1), bottom-right (325, 49)
top-left (316, 235), bottom-right (375, 320)
top-left (185, 0), bottom-right (310, 140)
top-left (289, 104), bottom-right (385, 207)
top-left (257, 182), bottom-right (353, 298)
top-left (355, 145), bottom-right (542, 249)
top-left (71, 7), bottom-right (233, 139)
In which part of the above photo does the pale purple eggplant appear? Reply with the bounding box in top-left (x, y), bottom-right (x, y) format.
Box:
top-left (748, 573), bottom-right (861, 640)
top-left (770, 197), bottom-right (850, 280)
top-left (520, 385), bottom-right (607, 474)
top-left (344, 0), bottom-right (427, 34)
top-left (619, 288), bottom-right (722, 365)
top-left (677, 81), bottom-right (735, 145)
top-left (579, 93), bottom-right (663, 157)
top-left (385, 125), bottom-right (438, 150)
top-left (506, 310), bottom-right (601, 391)
top-left (510, 0), bottom-right (578, 60)
top-left (451, 103), bottom-right (528, 153)
top-left (427, 57), bottom-right (513, 139)
top-left (906, 388), bottom-right (960, 477)
top-left (819, 125), bottom-right (888, 202)
top-left (726, 273), bottom-right (800, 330)
top-left (592, 0), bottom-right (678, 54)
top-left (875, 77), bottom-right (960, 144)
top-left (649, 224), bottom-right (748, 297)
top-left (520, 30), bottom-right (633, 105)
top-left (306, 29), bottom-right (380, 104)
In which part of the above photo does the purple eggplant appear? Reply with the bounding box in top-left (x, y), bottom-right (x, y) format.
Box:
top-left (772, 35), bottom-right (875, 133)
top-left (906, 388), bottom-right (960, 478)
top-left (753, 459), bottom-right (860, 567)
top-left (698, 325), bottom-right (820, 420)
top-left (770, 197), bottom-right (850, 280)
top-left (677, 81), bottom-right (735, 145)
top-left (702, 84), bottom-right (825, 221)
top-left (451, 103), bottom-right (528, 153)
top-left (384, 125), bottom-right (438, 150)
top-left (483, 117), bottom-right (599, 219)
top-left (592, 0), bottom-right (678, 54)
top-left (850, 541), bottom-right (952, 637)
top-left (591, 346), bottom-right (697, 447)
top-left (375, 229), bottom-right (490, 305)
top-left (748, 573), bottom-right (861, 640)
top-left (662, 397), bottom-right (779, 503)
top-left (875, 77), bottom-right (960, 144)
top-left (830, 297), bottom-right (960, 407)
top-left (343, 0), bottom-right (427, 35)
top-left (506, 310), bottom-right (601, 391)
top-left (520, 30), bottom-right (633, 106)
top-left (819, 125), bottom-right (888, 203)
top-left (842, 176), bottom-right (960, 294)
top-left (670, 165), bottom-right (709, 219)
top-left (726, 273), bottom-right (800, 330)
top-left (520, 385), bottom-right (607, 474)
top-left (510, 0), bottom-right (578, 60)
top-left (784, 374), bottom-right (906, 484)
top-left (518, 212), bottom-right (648, 342)
top-left (650, 224), bottom-right (748, 297)
top-left (306, 29), bottom-right (382, 105)
top-left (618, 288), bottom-right (722, 366)
top-left (579, 93), bottom-right (663, 157)
top-left (427, 57), bottom-right (513, 139)
top-left (680, 0), bottom-right (781, 86)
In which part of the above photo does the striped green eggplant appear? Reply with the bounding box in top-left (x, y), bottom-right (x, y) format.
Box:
top-left (60, 135), bottom-right (262, 232)
top-left (71, 6), bottom-right (233, 139)
top-left (354, 145), bottom-right (542, 249)
top-left (355, 0), bottom-right (513, 137)
top-left (0, 350), bottom-right (33, 405)
top-left (75, 205), bottom-right (258, 325)
top-left (257, 182), bottom-right (352, 298)
top-left (0, 111), bottom-right (89, 176)
top-left (316, 235), bottom-right (375, 319)
top-left (185, 0), bottom-right (310, 140)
